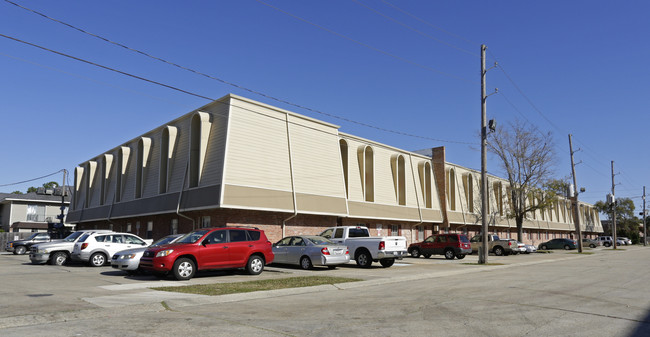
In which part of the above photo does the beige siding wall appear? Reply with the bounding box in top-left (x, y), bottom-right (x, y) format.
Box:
top-left (224, 99), bottom-right (292, 192)
top-left (198, 102), bottom-right (229, 187)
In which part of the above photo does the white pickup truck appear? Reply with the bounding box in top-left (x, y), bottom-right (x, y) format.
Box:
top-left (319, 226), bottom-right (408, 268)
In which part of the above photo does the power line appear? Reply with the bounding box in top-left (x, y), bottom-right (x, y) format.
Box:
top-left (254, 0), bottom-right (476, 84)
top-left (379, 0), bottom-right (479, 47)
top-left (351, 0), bottom-right (476, 57)
top-left (0, 169), bottom-right (63, 188)
top-left (3, 0), bottom-right (476, 145)
top-left (0, 33), bottom-right (475, 145)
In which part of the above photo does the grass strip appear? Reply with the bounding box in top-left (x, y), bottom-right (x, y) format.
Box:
top-left (152, 276), bottom-right (362, 296)
top-left (461, 263), bottom-right (505, 266)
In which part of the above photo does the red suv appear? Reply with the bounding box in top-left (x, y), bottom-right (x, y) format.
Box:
top-left (139, 227), bottom-right (274, 280)
top-left (408, 234), bottom-right (472, 260)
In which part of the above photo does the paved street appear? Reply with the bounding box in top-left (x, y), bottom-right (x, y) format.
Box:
top-left (1, 247), bottom-right (650, 336)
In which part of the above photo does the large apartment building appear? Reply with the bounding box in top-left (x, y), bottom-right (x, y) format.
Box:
top-left (66, 94), bottom-right (601, 245)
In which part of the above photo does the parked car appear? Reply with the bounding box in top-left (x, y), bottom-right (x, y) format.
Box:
top-left (408, 233), bottom-right (472, 260)
top-left (619, 237), bottom-right (632, 245)
top-left (505, 239), bottom-right (526, 255)
top-left (30, 229), bottom-right (113, 265)
top-left (319, 226), bottom-right (407, 268)
top-left (139, 227), bottom-right (274, 280)
top-left (597, 236), bottom-right (613, 247)
top-left (616, 238), bottom-right (627, 246)
top-left (581, 238), bottom-right (601, 248)
top-left (6, 232), bottom-right (56, 255)
top-left (111, 234), bottom-right (183, 274)
top-left (71, 232), bottom-right (152, 267)
top-left (469, 234), bottom-right (517, 256)
top-left (272, 235), bottom-right (350, 269)
top-left (538, 238), bottom-right (577, 250)
top-left (524, 244), bottom-right (537, 254)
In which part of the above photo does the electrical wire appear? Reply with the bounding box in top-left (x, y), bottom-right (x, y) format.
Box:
top-left (254, 0), bottom-right (476, 84)
top-left (380, 0), bottom-right (479, 47)
top-left (0, 33), bottom-right (476, 145)
top-left (351, 0), bottom-right (477, 57)
top-left (0, 169), bottom-right (63, 187)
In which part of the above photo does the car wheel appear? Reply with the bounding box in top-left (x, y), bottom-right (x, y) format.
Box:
top-left (444, 249), bottom-right (455, 260)
top-left (246, 255), bottom-right (265, 275)
top-left (173, 257), bottom-right (196, 280)
top-left (379, 258), bottom-right (395, 268)
top-left (604, 242), bottom-right (611, 247)
top-left (327, 265), bottom-right (337, 270)
top-left (89, 253), bottom-right (106, 267)
top-left (300, 256), bottom-right (313, 270)
top-left (14, 246), bottom-right (26, 255)
top-left (590, 244), bottom-right (596, 248)
top-left (410, 248), bottom-right (421, 258)
top-left (493, 246), bottom-right (504, 256)
top-left (564, 245), bottom-right (571, 250)
top-left (541, 245), bottom-right (548, 250)
top-left (422, 254), bottom-right (431, 259)
top-left (50, 252), bottom-right (68, 266)
top-left (355, 250), bottom-right (373, 268)
top-left (456, 254), bottom-right (466, 260)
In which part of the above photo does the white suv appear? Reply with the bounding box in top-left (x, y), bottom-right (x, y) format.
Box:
top-left (597, 236), bottom-right (613, 247)
top-left (71, 232), bottom-right (152, 267)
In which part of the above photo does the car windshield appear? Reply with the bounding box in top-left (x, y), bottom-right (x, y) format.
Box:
top-left (26, 233), bottom-right (40, 240)
top-left (306, 236), bottom-right (335, 245)
top-left (152, 235), bottom-right (181, 247)
top-left (63, 231), bottom-right (85, 242)
top-left (175, 230), bottom-right (209, 244)
top-left (460, 235), bottom-right (470, 243)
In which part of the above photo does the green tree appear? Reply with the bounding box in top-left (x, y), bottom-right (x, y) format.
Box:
top-left (594, 197), bottom-right (640, 241)
top-left (25, 181), bottom-right (60, 194)
top-left (11, 190), bottom-right (23, 194)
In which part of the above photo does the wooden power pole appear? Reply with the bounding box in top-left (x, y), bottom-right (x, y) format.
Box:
top-left (568, 135), bottom-right (583, 252)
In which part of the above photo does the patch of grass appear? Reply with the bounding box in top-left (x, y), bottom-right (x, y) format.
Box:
top-left (568, 252), bottom-right (594, 255)
top-left (152, 276), bottom-right (362, 296)
top-left (603, 248), bottom-right (626, 251)
top-left (461, 263), bottom-right (505, 266)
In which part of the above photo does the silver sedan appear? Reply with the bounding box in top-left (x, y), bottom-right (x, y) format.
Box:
top-left (111, 234), bottom-right (183, 274)
top-left (272, 236), bottom-right (350, 270)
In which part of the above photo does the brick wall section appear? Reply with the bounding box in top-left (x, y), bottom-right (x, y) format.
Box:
top-left (75, 209), bottom-right (445, 245)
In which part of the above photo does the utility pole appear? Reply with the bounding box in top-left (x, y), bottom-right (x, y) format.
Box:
top-left (568, 134), bottom-right (583, 252)
top-left (56, 169), bottom-right (67, 238)
top-left (642, 187), bottom-right (647, 246)
top-left (611, 161), bottom-right (617, 249)
top-left (480, 44), bottom-right (489, 264)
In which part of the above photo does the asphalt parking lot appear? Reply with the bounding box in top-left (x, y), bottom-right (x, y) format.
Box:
top-left (2, 246), bottom-right (649, 336)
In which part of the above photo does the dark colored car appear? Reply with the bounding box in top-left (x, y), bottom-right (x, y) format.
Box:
top-left (538, 238), bottom-right (577, 250)
top-left (139, 227), bottom-right (274, 280)
top-left (408, 234), bottom-right (472, 260)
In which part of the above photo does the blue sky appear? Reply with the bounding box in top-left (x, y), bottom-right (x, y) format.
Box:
top-left (1, 0), bottom-right (648, 213)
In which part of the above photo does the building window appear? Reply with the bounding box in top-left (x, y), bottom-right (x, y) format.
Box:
top-left (392, 155), bottom-right (406, 205)
top-left (493, 182), bottom-right (503, 216)
top-left (146, 221), bottom-right (153, 239)
top-left (417, 226), bottom-right (424, 241)
top-left (201, 216), bottom-right (211, 228)
top-left (390, 225), bottom-right (399, 236)
top-left (26, 205), bottom-right (45, 222)
top-left (171, 219), bottom-right (178, 234)
top-left (360, 146), bottom-right (374, 202)
top-left (340, 139), bottom-right (348, 197)
top-left (126, 223), bottom-right (132, 233)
